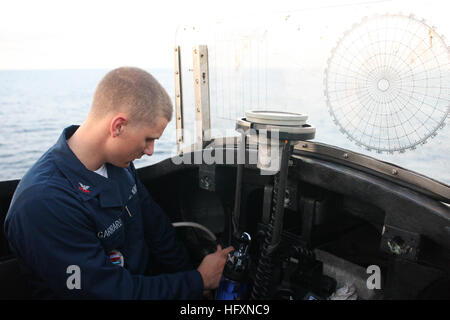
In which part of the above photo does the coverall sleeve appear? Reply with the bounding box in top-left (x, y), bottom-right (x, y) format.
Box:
top-left (135, 175), bottom-right (197, 274)
top-left (5, 184), bottom-right (203, 299)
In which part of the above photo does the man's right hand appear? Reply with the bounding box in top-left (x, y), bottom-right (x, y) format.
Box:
top-left (196, 244), bottom-right (234, 290)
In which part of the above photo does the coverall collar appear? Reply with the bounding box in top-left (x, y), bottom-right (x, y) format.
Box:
top-left (53, 125), bottom-right (135, 208)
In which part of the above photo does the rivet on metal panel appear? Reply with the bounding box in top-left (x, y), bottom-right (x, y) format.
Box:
top-left (387, 236), bottom-right (410, 255)
top-left (201, 176), bottom-right (210, 189)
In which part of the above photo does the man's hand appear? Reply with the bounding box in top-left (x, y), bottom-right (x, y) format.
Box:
top-left (197, 244), bottom-right (234, 290)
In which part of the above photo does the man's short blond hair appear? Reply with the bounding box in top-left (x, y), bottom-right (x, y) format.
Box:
top-left (90, 67), bottom-right (173, 126)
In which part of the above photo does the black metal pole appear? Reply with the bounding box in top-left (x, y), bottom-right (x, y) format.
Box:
top-left (232, 133), bottom-right (246, 236)
top-left (267, 140), bottom-right (291, 254)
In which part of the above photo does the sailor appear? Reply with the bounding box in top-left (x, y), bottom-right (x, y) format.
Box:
top-left (4, 67), bottom-right (233, 299)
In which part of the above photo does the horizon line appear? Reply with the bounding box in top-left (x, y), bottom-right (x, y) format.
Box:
top-left (0, 66), bottom-right (175, 72)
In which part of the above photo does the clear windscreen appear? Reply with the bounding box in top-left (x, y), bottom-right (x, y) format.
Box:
top-left (175, 0), bottom-right (450, 185)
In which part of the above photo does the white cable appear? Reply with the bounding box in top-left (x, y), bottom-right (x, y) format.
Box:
top-left (172, 221), bottom-right (217, 242)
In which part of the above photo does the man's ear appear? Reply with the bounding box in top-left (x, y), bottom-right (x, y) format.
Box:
top-left (110, 114), bottom-right (128, 138)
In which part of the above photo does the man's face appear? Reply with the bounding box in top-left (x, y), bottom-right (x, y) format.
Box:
top-left (109, 116), bottom-right (169, 168)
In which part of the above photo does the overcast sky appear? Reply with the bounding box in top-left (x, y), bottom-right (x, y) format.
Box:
top-left (0, 0), bottom-right (448, 70)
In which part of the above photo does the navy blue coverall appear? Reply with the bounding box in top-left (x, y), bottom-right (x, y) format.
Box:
top-left (4, 125), bottom-right (204, 299)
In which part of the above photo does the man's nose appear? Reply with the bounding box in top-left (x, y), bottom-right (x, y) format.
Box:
top-left (143, 141), bottom-right (154, 156)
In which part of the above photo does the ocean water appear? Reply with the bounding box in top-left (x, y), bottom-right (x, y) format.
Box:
top-left (0, 69), bottom-right (449, 186)
top-left (0, 69), bottom-right (177, 181)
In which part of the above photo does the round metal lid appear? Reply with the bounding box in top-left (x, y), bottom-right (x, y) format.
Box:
top-left (245, 110), bottom-right (308, 126)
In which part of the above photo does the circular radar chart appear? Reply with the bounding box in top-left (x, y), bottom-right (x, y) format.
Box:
top-left (324, 14), bottom-right (450, 153)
